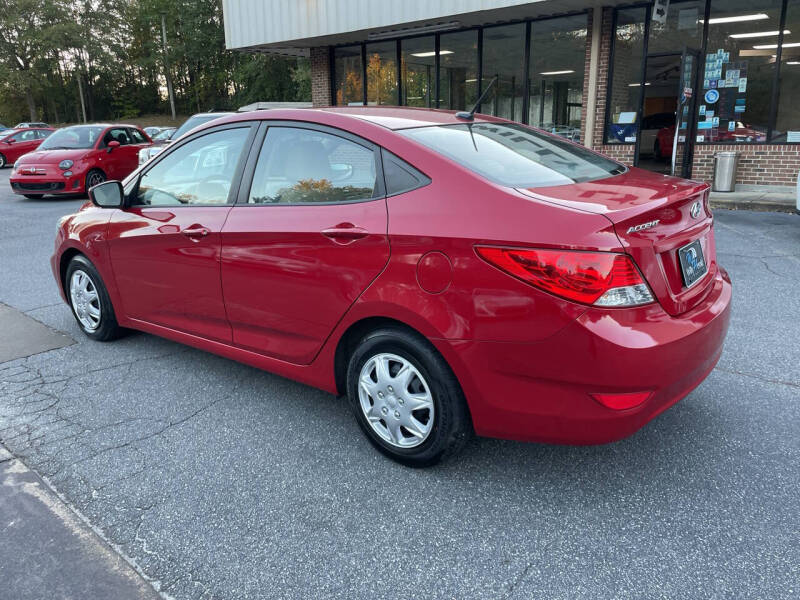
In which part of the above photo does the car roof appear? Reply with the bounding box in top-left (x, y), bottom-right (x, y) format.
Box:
top-left (213, 106), bottom-right (508, 132)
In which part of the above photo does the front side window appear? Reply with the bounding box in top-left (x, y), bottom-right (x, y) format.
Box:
top-left (103, 128), bottom-right (132, 147)
top-left (129, 129), bottom-right (146, 144)
top-left (39, 126), bottom-right (104, 150)
top-left (133, 127), bottom-right (249, 206)
top-left (248, 127), bottom-right (377, 204)
top-left (11, 130), bottom-right (38, 142)
top-left (401, 122), bottom-right (624, 188)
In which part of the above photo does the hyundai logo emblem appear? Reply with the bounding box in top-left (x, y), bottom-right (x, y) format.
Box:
top-left (690, 201), bottom-right (702, 219)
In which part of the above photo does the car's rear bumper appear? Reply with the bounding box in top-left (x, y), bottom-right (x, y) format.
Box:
top-left (437, 266), bottom-right (732, 444)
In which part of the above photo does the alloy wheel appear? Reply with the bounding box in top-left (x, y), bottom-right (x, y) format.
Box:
top-left (69, 269), bottom-right (101, 331)
top-left (87, 171), bottom-right (105, 188)
top-left (358, 353), bottom-right (435, 448)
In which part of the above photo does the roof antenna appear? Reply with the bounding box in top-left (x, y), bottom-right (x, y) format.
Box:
top-left (456, 76), bottom-right (498, 121)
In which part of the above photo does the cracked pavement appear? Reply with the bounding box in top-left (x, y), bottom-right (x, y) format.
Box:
top-left (0, 167), bottom-right (798, 599)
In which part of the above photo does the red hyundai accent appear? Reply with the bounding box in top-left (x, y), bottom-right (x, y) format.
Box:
top-left (50, 108), bottom-right (731, 466)
top-left (11, 124), bottom-right (151, 199)
top-left (0, 127), bottom-right (55, 169)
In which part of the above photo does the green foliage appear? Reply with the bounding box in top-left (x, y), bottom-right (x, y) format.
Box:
top-left (0, 0), bottom-right (310, 125)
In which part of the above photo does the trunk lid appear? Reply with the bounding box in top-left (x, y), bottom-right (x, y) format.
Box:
top-left (518, 167), bottom-right (717, 316)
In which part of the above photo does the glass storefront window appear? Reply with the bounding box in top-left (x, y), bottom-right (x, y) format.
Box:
top-left (365, 41), bottom-right (398, 105)
top-left (606, 8), bottom-right (647, 144)
top-left (481, 24), bottom-right (526, 121)
top-left (401, 36), bottom-right (435, 107)
top-left (699, 0), bottom-right (781, 144)
top-left (647, 0), bottom-right (704, 54)
top-left (334, 45), bottom-right (363, 106)
top-left (772, 2), bottom-right (800, 142)
top-left (438, 30), bottom-right (479, 111)
top-left (528, 15), bottom-right (588, 143)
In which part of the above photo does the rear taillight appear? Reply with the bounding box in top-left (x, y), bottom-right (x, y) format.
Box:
top-left (475, 246), bottom-right (654, 307)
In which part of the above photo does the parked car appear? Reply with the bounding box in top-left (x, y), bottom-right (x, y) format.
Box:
top-left (0, 123), bottom-right (8, 132)
top-left (0, 127), bottom-right (55, 168)
top-left (138, 112), bottom-right (233, 164)
top-left (640, 112), bottom-right (675, 158)
top-left (143, 126), bottom-right (164, 137)
top-left (15, 121), bottom-right (50, 129)
top-left (52, 107), bottom-right (731, 466)
top-left (150, 127), bottom-right (176, 144)
top-left (656, 121), bottom-right (767, 158)
top-left (10, 124), bottom-right (151, 199)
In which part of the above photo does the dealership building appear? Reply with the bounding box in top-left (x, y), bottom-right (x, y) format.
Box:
top-left (223, 0), bottom-right (800, 189)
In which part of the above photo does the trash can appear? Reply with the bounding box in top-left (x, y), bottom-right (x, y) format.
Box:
top-left (712, 151), bottom-right (739, 192)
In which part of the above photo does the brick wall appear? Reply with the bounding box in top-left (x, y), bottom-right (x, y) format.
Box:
top-left (310, 47), bottom-right (332, 107)
top-left (579, 10), bottom-right (592, 145)
top-left (691, 145), bottom-right (800, 187)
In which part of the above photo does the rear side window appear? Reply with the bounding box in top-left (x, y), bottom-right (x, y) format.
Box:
top-left (382, 150), bottom-right (430, 196)
top-left (400, 122), bottom-right (625, 188)
top-left (247, 126), bottom-right (378, 204)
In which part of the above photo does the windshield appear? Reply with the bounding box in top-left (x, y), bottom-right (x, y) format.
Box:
top-left (39, 126), bottom-right (104, 150)
top-left (399, 122), bottom-right (625, 188)
top-left (172, 115), bottom-right (226, 140)
top-left (153, 128), bottom-right (175, 141)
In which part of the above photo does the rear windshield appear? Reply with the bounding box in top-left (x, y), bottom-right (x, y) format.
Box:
top-left (399, 122), bottom-right (625, 188)
top-left (39, 126), bottom-right (104, 150)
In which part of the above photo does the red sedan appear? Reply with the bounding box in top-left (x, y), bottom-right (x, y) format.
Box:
top-left (0, 127), bottom-right (55, 168)
top-left (10, 124), bottom-right (151, 199)
top-left (51, 108), bottom-right (731, 466)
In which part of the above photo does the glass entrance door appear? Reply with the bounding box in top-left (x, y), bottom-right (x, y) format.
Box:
top-left (636, 48), bottom-right (699, 178)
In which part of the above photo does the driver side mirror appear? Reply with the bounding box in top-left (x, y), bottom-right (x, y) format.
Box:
top-left (6, 138), bottom-right (15, 144)
top-left (88, 180), bottom-right (123, 208)
top-left (107, 140), bottom-right (120, 153)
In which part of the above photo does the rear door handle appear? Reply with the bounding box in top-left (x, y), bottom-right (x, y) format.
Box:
top-left (321, 223), bottom-right (369, 244)
top-left (181, 226), bottom-right (210, 240)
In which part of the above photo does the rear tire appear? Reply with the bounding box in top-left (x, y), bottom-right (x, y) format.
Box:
top-left (65, 255), bottom-right (123, 341)
top-left (654, 140), bottom-right (663, 160)
top-left (23, 194), bottom-right (44, 199)
top-left (0, 153), bottom-right (6, 168)
top-left (346, 327), bottom-right (472, 467)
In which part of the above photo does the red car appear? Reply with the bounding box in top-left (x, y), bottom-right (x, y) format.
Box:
top-left (656, 122), bottom-right (767, 157)
top-left (10, 124), bottom-right (151, 199)
top-left (0, 127), bottom-right (55, 169)
top-left (51, 108), bottom-right (732, 466)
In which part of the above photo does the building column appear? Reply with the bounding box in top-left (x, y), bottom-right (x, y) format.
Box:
top-left (582, 7), bottom-right (601, 148)
top-left (310, 47), bottom-right (332, 107)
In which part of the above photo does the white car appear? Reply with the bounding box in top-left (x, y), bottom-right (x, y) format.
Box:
top-left (138, 112), bottom-right (233, 165)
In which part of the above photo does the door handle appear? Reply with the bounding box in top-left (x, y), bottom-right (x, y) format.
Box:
top-left (321, 223), bottom-right (369, 245)
top-left (181, 226), bottom-right (210, 240)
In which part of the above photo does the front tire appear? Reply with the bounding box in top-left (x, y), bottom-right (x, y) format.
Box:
top-left (85, 168), bottom-right (106, 192)
top-left (65, 255), bottom-right (123, 341)
top-left (346, 327), bottom-right (471, 467)
top-left (654, 140), bottom-right (663, 160)
top-left (0, 153), bottom-right (6, 168)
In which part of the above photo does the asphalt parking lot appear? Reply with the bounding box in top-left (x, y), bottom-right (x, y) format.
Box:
top-left (0, 167), bottom-right (798, 600)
